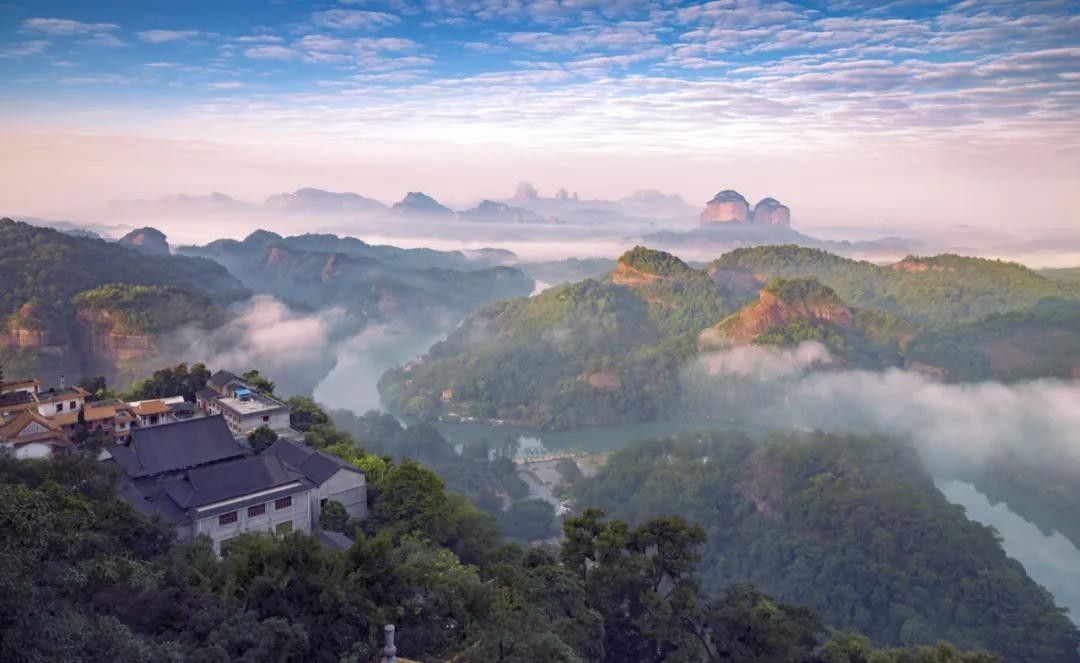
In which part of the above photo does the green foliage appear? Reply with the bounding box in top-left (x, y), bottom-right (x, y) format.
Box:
top-left (619, 245), bottom-right (694, 277)
top-left (247, 426), bottom-right (279, 453)
top-left (574, 431), bottom-right (1080, 662)
top-left (72, 283), bottom-right (223, 335)
top-left (499, 498), bottom-right (556, 541)
top-left (240, 370), bottom-right (276, 396)
top-left (319, 500), bottom-right (349, 532)
top-left (711, 245), bottom-right (1078, 328)
top-left (126, 362), bottom-right (210, 401)
top-left (285, 396), bottom-right (331, 432)
top-left (763, 276), bottom-right (844, 305)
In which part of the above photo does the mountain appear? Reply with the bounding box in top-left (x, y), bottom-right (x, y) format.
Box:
top-left (178, 231), bottom-right (532, 330)
top-left (711, 245), bottom-right (1077, 328)
top-left (457, 200), bottom-right (547, 224)
top-left (0, 219), bottom-right (246, 384)
top-left (378, 247), bottom-right (736, 428)
top-left (617, 189), bottom-right (697, 218)
top-left (389, 191), bottom-right (454, 218)
top-left (574, 430), bottom-right (1080, 662)
top-left (108, 192), bottom-right (253, 216)
top-left (117, 227), bottom-right (169, 255)
top-left (380, 244), bottom-right (1080, 428)
top-left (264, 187), bottom-right (386, 214)
top-left (699, 190), bottom-right (791, 226)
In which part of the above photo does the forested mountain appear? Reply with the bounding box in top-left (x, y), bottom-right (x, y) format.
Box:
top-left (710, 245), bottom-right (1076, 328)
top-left (0, 390), bottom-right (1010, 663)
top-left (0, 219), bottom-right (247, 383)
top-left (178, 231), bottom-right (532, 328)
top-left (380, 245), bottom-right (1080, 428)
top-left (573, 430), bottom-right (1080, 662)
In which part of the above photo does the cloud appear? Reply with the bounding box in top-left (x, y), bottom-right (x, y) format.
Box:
top-left (136, 30), bottom-right (201, 43)
top-left (310, 9), bottom-right (402, 30)
top-left (21, 18), bottom-right (118, 35)
top-left (207, 81), bottom-right (246, 89)
top-left (81, 33), bottom-right (124, 48)
top-left (683, 342), bottom-right (1080, 472)
top-left (244, 45), bottom-right (301, 61)
top-left (0, 40), bottom-right (49, 59)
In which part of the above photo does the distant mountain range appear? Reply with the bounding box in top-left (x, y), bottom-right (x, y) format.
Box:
top-left (107, 183), bottom-right (700, 223)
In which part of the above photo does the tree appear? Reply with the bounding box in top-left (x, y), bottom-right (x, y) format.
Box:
top-left (241, 370), bottom-right (276, 396)
top-left (247, 426), bottom-right (279, 454)
top-left (77, 375), bottom-right (107, 399)
top-left (320, 500), bottom-right (349, 532)
top-left (285, 396), bottom-right (330, 433)
top-left (500, 499), bottom-right (555, 542)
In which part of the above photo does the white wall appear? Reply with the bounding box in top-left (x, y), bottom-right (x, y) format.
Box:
top-left (193, 489), bottom-right (313, 554)
top-left (315, 469), bottom-right (368, 522)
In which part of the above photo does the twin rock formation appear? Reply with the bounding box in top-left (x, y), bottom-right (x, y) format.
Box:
top-left (700, 190), bottom-right (791, 227)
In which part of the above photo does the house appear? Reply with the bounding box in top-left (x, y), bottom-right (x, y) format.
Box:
top-left (130, 399), bottom-right (177, 428)
top-left (265, 438), bottom-right (368, 523)
top-left (151, 454), bottom-right (314, 553)
top-left (0, 409), bottom-right (71, 458)
top-left (33, 385), bottom-right (90, 417)
top-left (196, 370), bottom-right (291, 436)
top-left (108, 415), bottom-right (331, 553)
top-left (1, 378), bottom-right (89, 422)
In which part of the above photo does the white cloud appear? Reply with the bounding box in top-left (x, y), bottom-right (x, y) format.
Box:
top-left (310, 9), bottom-right (402, 30)
top-left (81, 33), bottom-right (125, 48)
top-left (136, 29), bottom-right (201, 43)
top-left (0, 40), bottom-right (49, 59)
top-left (22, 18), bottom-right (118, 35)
top-left (244, 45), bottom-right (301, 61)
top-left (207, 81), bottom-right (246, 89)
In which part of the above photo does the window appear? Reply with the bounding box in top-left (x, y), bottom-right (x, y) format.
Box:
top-left (218, 511), bottom-right (238, 526)
top-left (262, 415), bottom-right (270, 422)
top-left (276, 521), bottom-right (293, 534)
top-left (248, 504), bottom-right (266, 518)
top-left (274, 496), bottom-right (292, 510)
top-left (55, 404), bottom-right (62, 413)
top-left (69, 401), bottom-right (76, 409)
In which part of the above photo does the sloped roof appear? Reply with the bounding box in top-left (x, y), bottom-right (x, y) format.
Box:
top-left (265, 438), bottom-right (363, 484)
top-left (110, 415), bottom-right (244, 479)
top-left (164, 454), bottom-right (306, 509)
top-left (133, 400), bottom-right (170, 416)
top-left (0, 409), bottom-right (69, 447)
top-left (208, 370), bottom-right (239, 389)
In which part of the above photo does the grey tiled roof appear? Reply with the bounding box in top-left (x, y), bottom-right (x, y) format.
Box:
top-left (208, 370), bottom-right (239, 389)
top-left (110, 416), bottom-right (244, 479)
top-left (265, 438), bottom-right (363, 484)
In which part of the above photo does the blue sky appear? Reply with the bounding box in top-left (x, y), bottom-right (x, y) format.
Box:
top-left (1, 0), bottom-right (1078, 225)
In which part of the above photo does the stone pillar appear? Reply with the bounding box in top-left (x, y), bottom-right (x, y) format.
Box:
top-left (380, 624), bottom-right (397, 663)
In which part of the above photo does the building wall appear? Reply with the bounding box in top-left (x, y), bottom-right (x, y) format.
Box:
top-left (6, 441), bottom-right (55, 459)
top-left (236, 410), bottom-right (290, 435)
top-left (193, 489), bottom-right (313, 553)
top-left (37, 396), bottom-right (84, 417)
top-left (315, 469), bottom-right (368, 522)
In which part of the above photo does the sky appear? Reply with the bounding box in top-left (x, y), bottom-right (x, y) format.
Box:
top-left (1, 0), bottom-right (1078, 229)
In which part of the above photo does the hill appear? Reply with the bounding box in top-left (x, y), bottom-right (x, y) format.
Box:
top-left (0, 219), bottom-right (246, 382)
top-left (710, 245), bottom-right (1076, 328)
top-left (574, 430), bottom-right (1080, 662)
top-left (378, 247), bottom-right (735, 428)
top-left (179, 231), bottom-right (532, 330)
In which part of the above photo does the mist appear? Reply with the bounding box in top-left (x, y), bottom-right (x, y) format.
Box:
top-left (163, 295), bottom-right (349, 396)
top-left (683, 342), bottom-right (1080, 474)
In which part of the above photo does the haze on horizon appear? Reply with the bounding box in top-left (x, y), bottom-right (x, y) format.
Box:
top-left (0, 0), bottom-right (1078, 235)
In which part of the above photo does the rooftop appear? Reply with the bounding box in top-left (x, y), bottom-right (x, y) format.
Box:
top-left (265, 438), bottom-right (363, 484)
top-left (109, 415), bottom-right (244, 479)
top-left (216, 391), bottom-right (288, 418)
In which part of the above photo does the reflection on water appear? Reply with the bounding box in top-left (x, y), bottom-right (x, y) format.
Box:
top-left (937, 479), bottom-right (1080, 626)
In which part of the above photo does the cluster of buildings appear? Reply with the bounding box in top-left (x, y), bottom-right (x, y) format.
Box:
top-left (0, 370), bottom-right (366, 554)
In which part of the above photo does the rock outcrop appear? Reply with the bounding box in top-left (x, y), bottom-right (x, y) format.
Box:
top-left (701, 278), bottom-right (853, 347)
top-left (118, 227), bottom-right (170, 255)
top-left (700, 191), bottom-right (792, 227)
top-left (751, 197), bottom-right (791, 226)
top-left (73, 307), bottom-right (155, 363)
top-left (700, 190), bottom-right (750, 224)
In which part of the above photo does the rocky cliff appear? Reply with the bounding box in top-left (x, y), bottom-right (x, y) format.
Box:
top-left (701, 277), bottom-right (853, 347)
top-left (699, 190), bottom-right (750, 224)
top-left (700, 190), bottom-right (792, 227)
top-left (390, 192), bottom-right (454, 217)
top-left (73, 306), bottom-right (157, 363)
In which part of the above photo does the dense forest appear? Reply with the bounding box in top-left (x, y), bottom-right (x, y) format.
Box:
top-left (573, 431), bottom-right (1080, 662)
top-left (1, 390), bottom-right (1014, 662)
top-left (380, 245), bottom-right (1080, 428)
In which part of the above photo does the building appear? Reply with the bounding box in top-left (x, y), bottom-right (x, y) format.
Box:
top-left (196, 370), bottom-right (291, 436)
top-left (265, 438), bottom-right (368, 523)
top-left (0, 377), bottom-right (89, 420)
top-left (108, 415), bottom-right (361, 553)
top-left (0, 409), bottom-right (71, 458)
